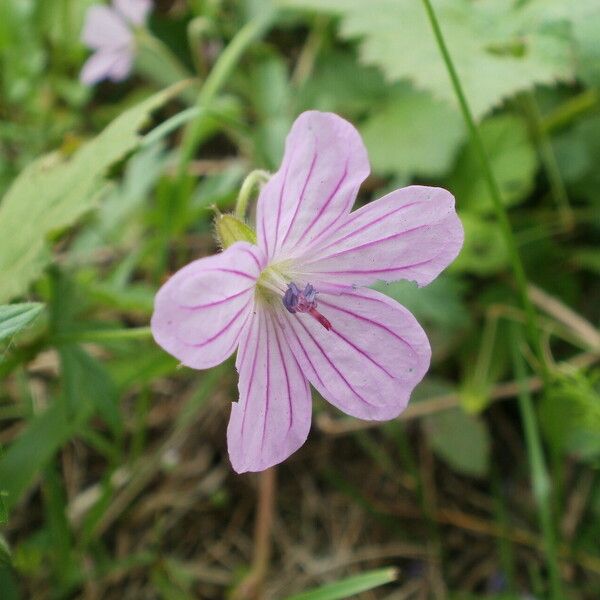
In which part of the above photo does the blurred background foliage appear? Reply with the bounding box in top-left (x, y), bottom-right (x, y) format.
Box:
top-left (0, 0), bottom-right (599, 598)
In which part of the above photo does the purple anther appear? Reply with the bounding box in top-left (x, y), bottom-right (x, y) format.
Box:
top-left (282, 282), bottom-right (332, 330)
top-left (283, 283), bottom-right (317, 314)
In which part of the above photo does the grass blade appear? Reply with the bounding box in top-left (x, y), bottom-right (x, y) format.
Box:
top-left (284, 568), bottom-right (398, 600)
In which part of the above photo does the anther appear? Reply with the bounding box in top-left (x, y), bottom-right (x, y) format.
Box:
top-left (282, 282), bottom-right (331, 331)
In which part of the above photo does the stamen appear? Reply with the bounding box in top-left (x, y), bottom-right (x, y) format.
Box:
top-left (282, 282), bottom-right (332, 331)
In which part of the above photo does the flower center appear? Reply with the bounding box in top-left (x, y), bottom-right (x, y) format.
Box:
top-left (282, 282), bottom-right (332, 331)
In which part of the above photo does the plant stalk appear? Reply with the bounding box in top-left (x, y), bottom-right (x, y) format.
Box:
top-left (420, 0), bottom-right (545, 374)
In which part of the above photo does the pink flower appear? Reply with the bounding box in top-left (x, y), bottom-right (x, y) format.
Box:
top-left (151, 111), bottom-right (464, 473)
top-left (80, 0), bottom-right (152, 85)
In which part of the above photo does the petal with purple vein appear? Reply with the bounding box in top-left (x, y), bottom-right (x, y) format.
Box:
top-left (256, 111), bottom-right (370, 262)
top-left (227, 308), bottom-right (312, 473)
top-left (301, 186), bottom-right (464, 288)
top-left (276, 287), bottom-right (430, 420)
top-left (151, 242), bottom-right (265, 369)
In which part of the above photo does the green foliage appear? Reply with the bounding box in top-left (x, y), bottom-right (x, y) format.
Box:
top-left (424, 407), bottom-right (491, 477)
top-left (0, 85), bottom-right (183, 304)
top-left (284, 568), bottom-right (397, 600)
top-left (0, 303), bottom-right (43, 343)
top-left (448, 115), bottom-right (538, 213)
top-left (0, 396), bottom-right (93, 512)
top-left (361, 85), bottom-right (465, 177)
top-left (451, 214), bottom-right (509, 275)
top-left (539, 371), bottom-right (600, 462)
top-left (281, 0), bottom-right (574, 118)
top-left (0, 1), bottom-right (599, 597)
top-left (0, 535), bottom-right (10, 566)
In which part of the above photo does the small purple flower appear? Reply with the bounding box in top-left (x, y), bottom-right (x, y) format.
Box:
top-left (80, 0), bottom-right (152, 85)
top-left (151, 111), bottom-right (464, 473)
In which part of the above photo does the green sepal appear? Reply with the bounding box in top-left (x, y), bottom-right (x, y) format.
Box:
top-left (214, 213), bottom-right (257, 248)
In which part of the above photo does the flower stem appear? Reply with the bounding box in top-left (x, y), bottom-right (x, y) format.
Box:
top-left (232, 467), bottom-right (277, 600)
top-left (178, 11), bottom-right (275, 174)
top-left (52, 327), bottom-right (153, 345)
top-left (419, 0), bottom-right (545, 373)
top-left (510, 325), bottom-right (562, 598)
top-left (235, 170), bottom-right (271, 219)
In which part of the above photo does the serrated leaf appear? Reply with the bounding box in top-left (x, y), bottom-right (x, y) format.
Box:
top-left (0, 302), bottom-right (43, 342)
top-left (448, 115), bottom-right (537, 213)
top-left (284, 568), bottom-right (398, 600)
top-left (360, 85), bottom-right (465, 177)
top-left (0, 84), bottom-right (183, 303)
top-left (281, 0), bottom-right (573, 118)
top-left (296, 50), bottom-right (389, 116)
top-left (424, 408), bottom-right (491, 477)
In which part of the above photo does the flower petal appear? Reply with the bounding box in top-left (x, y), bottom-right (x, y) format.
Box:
top-left (81, 6), bottom-right (131, 50)
top-left (300, 186), bottom-right (464, 289)
top-left (227, 307), bottom-right (312, 473)
top-left (256, 111), bottom-right (370, 262)
top-left (276, 287), bottom-right (430, 420)
top-left (114, 0), bottom-right (152, 26)
top-left (80, 49), bottom-right (129, 85)
top-left (151, 242), bottom-right (265, 370)
top-left (106, 50), bottom-right (134, 82)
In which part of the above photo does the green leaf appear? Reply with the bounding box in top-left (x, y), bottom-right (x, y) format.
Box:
top-left (539, 371), bottom-right (600, 463)
top-left (0, 399), bottom-right (93, 511)
top-left (451, 214), bottom-right (508, 275)
top-left (572, 12), bottom-right (600, 88)
top-left (373, 275), bottom-right (469, 332)
top-left (448, 115), bottom-right (537, 214)
top-left (0, 302), bottom-right (43, 343)
top-left (0, 535), bottom-right (10, 566)
top-left (554, 114), bottom-right (600, 206)
top-left (0, 84), bottom-right (184, 303)
top-left (281, 0), bottom-right (573, 118)
top-left (424, 407), bottom-right (491, 477)
top-left (0, 494), bottom-right (6, 525)
top-left (284, 568), bottom-right (398, 600)
top-left (0, 345), bottom-right (116, 509)
top-left (296, 50), bottom-right (389, 117)
top-left (0, 444), bottom-right (6, 526)
top-left (360, 85), bottom-right (465, 177)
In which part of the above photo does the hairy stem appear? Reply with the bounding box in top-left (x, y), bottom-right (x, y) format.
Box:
top-left (235, 170), bottom-right (271, 219)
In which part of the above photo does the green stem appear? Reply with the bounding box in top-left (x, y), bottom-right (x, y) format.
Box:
top-left (510, 325), bottom-right (562, 599)
top-left (142, 106), bottom-right (201, 147)
top-left (52, 327), bottom-right (153, 345)
top-left (178, 11), bottom-right (275, 175)
top-left (521, 92), bottom-right (574, 230)
top-left (542, 89), bottom-right (598, 133)
top-left (420, 0), bottom-right (545, 375)
top-left (187, 16), bottom-right (214, 77)
top-left (235, 169), bottom-right (271, 219)
top-left (135, 31), bottom-right (197, 104)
